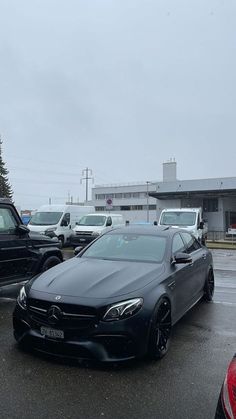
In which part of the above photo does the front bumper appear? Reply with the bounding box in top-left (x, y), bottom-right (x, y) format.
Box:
top-left (69, 234), bottom-right (98, 247)
top-left (13, 303), bottom-right (150, 362)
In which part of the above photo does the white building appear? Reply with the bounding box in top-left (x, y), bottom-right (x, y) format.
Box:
top-left (91, 161), bottom-right (236, 232)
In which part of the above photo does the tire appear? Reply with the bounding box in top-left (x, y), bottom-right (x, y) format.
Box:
top-left (58, 235), bottom-right (65, 247)
top-left (148, 298), bottom-right (172, 360)
top-left (203, 269), bottom-right (214, 302)
top-left (41, 256), bottom-right (61, 272)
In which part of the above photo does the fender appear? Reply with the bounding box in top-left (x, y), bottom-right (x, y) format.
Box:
top-left (34, 246), bottom-right (63, 273)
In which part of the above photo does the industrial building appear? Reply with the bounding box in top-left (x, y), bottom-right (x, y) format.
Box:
top-left (91, 161), bottom-right (236, 234)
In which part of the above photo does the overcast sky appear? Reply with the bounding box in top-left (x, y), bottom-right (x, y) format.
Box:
top-left (1, 0), bottom-right (236, 209)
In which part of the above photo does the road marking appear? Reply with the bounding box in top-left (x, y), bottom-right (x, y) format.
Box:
top-left (214, 300), bottom-right (236, 306)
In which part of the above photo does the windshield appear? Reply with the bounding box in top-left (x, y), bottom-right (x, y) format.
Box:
top-left (78, 215), bottom-right (106, 226)
top-left (29, 212), bottom-right (63, 226)
top-left (81, 233), bottom-right (166, 263)
top-left (160, 211), bottom-right (196, 227)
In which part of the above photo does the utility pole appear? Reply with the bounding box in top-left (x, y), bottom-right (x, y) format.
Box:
top-left (81, 168), bottom-right (94, 202)
top-left (146, 181), bottom-right (151, 223)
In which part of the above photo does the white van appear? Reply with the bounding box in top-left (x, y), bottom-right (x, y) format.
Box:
top-left (158, 207), bottom-right (208, 244)
top-left (70, 213), bottom-right (125, 247)
top-left (28, 204), bottom-right (95, 245)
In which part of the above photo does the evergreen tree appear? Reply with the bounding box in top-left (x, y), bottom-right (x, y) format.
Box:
top-left (0, 137), bottom-right (13, 199)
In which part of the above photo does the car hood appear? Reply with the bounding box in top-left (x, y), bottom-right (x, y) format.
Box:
top-left (29, 232), bottom-right (60, 246)
top-left (31, 257), bottom-right (165, 299)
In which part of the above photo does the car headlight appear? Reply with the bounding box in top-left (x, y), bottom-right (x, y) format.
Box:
top-left (45, 227), bottom-right (57, 233)
top-left (91, 231), bottom-right (100, 236)
top-left (103, 298), bottom-right (143, 322)
top-left (17, 286), bottom-right (27, 310)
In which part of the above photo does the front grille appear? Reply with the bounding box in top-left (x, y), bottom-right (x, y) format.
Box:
top-left (76, 231), bottom-right (93, 236)
top-left (27, 298), bottom-right (98, 332)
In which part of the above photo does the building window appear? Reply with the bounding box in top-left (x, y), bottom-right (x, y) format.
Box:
top-left (95, 207), bottom-right (105, 211)
top-left (203, 198), bottom-right (218, 212)
top-left (95, 194), bottom-right (106, 200)
top-left (131, 205), bottom-right (143, 210)
top-left (132, 192), bottom-right (140, 198)
top-left (114, 193), bottom-right (122, 199)
top-left (123, 193), bottom-right (132, 198)
top-left (120, 206), bottom-right (131, 210)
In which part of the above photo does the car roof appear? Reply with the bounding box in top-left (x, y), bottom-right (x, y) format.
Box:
top-left (108, 225), bottom-right (186, 237)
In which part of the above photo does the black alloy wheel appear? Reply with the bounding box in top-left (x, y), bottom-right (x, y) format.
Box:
top-left (148, 298), bottom-right (172, 360)
top-left (203, 269), bottom-right (214, 302)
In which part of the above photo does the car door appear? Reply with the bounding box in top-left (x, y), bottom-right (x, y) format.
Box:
top-left (180, 232), bottom-right (208, 303)
top-left (169, 232), bottom-right (197, 321)
top-left (0, 205), bottom-right (34, 286)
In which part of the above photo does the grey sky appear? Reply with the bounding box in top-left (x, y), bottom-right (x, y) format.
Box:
top-left (1, 0), bottom-right (236, 209)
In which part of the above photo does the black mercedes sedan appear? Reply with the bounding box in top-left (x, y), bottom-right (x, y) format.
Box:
top-left (13, 226), bottom-right (214, 362)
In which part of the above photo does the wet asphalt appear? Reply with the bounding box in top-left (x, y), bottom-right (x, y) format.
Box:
top-left (0, 249), bottom-right (236, 419)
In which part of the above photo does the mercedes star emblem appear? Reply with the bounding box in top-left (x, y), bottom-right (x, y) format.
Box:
top-left (47, 305), bottom-right (62, 325)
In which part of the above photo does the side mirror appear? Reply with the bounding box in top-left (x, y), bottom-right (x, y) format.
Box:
top-left (172, 252), bottom-right (192, 265)
top-left (74, 246), bottom-right (83, 256)
top-left (61, 220), bottom-right (69, 227)
top-left (16, 224), bottom-right (30, 235)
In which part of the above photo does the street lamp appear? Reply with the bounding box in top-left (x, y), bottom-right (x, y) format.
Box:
top-left (146, 181), bottom-right (151, 223)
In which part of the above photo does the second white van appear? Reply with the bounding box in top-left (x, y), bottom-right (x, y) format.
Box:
top-left (70, 213), bottom-right (125, 247)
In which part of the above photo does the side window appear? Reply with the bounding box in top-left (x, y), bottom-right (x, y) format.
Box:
top-left (61, 213), bottom-right (70, 226)
top-left (172, 233), bottom-right (186, 255)
top-left (106, 216), bottom-right (112, 226)
top-left (0, 208), bottom-right (18, 234)
top-left (181, 232), bottom-right (201, 254)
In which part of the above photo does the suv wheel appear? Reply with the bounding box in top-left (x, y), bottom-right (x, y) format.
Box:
top-left (58, 235), bottom-right (65, 247)
top-left (41, 256), bottom-right (61, 272)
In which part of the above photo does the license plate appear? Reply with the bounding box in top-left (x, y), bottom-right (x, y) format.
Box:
top-left (40, 326), bottom-right (64, 339)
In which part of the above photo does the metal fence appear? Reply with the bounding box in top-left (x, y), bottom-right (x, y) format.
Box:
top-left (207, 231), bottom-right (236, 243)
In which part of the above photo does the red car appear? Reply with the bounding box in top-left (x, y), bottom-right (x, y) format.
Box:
top-left (215, 355), bottom-right (236, 418)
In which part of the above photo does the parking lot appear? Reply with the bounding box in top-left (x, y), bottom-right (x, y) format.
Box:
top-left (0, 249), bottom-right (236, 419)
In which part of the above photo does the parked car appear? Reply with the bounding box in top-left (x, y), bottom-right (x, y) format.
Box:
top-left (0, 198), bottom-right (63, 288)
top-left (28, 204), bottom-right (95, 246)
top-left (69, 213), bottom-right (124, 247)
top-left (13, 225), bottom-right (214, 362)
top-left (215, 354), bottom-right (236, 418)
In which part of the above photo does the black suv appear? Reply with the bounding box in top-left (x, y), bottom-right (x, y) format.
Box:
top-left (0, 198), bottom-right (63, 288)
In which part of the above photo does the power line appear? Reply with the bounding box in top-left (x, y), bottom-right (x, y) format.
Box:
top-left (10, 178), bottom-right (81, 186)
top-left (8, 165), bottom-right (81, 177)
top-left (6, 155), bottom-right (85, 171)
